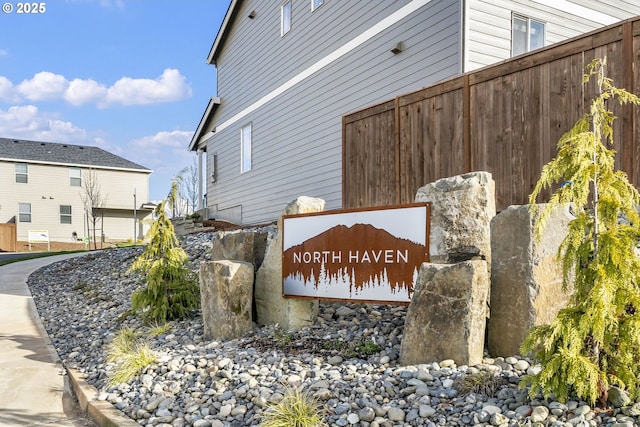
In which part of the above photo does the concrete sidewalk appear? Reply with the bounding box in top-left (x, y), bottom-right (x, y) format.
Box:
top-left (0, 254), bottom-right (94, 427)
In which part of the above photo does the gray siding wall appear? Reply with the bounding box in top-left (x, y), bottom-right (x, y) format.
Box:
top-left (206, 0), bottom-right (462, 224)
top-left (465, 0), bottom-right (640, 71)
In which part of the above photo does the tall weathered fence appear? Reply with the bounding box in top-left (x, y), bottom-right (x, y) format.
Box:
top-left (343, 17), bottom-right (640, 211)
top-left (0, 223), bottom-right (17, 252)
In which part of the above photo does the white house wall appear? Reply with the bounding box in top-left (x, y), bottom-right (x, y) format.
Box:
top-left (464, 0), bottom-right (640, 71)
top-left (0, 160), bottom-right (151, 242)
top-left (206, 0), bottom-right (463, 224)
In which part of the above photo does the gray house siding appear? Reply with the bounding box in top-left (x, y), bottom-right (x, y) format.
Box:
top-left (465, 0), bottom-right (640, 70)
top-left (205, 0), bottom-right (463, 224)
top-left (199, 0), bottom-right (640, 225)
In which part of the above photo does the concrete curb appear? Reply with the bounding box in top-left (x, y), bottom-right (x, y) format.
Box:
top-left (67, 368), bottom-right (140, 427)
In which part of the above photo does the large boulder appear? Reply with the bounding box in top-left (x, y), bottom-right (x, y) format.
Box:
top-left (400, 260), bottom-right (489, 366)
top-left (211, 230), bottom-right (269, 270)
top-left (254, 196), bottom-right (324, 330)
top-left (488, 204), bottom-right (573, 357)
top-left (415, 172), bottom-right (495, 268)
top-left (200, 260), bottom-right (254, 340)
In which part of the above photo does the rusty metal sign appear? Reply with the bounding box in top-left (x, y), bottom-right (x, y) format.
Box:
top-left (282, 203), bottom-right (430, 304)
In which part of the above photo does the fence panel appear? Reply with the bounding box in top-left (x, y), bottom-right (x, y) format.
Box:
top-left (0, 223), bottom-right (17, 252)
top-left (343, 18), bottom-right (640, 211)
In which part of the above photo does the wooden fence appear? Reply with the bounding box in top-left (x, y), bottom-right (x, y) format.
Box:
top-left (343, 17), bottom-right (640, 211)
top-left (0, 223), bottom-right (17, 252)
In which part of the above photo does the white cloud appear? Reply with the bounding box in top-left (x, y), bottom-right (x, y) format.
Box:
top-left (64, 78), bottom-right (108, 106)
top-left (130, 130), bottom-right (194, 172)
top-left (0, 105), bottom-right (87, 142)
top-left (17, 71), bottom-right (69, 101)
top-left (0, 76), bottom-right (19, 103)
top-left (0, 49), bottom-right (8, 57)
top-left (131, 130), bottom-right (193, 149)
top-left (0, 68), bottom-right (191, 107)
top-left (106, 69), bottom-right (192, 106)
top-left (66, 0), bottom-right (125, 9)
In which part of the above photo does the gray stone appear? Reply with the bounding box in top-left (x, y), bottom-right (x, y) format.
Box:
top-left (622, 402), bottom-right (640, 416)
top-left (254, 196), bottom-right (323, 330)
top-left (419, 405), bottom-right (436, 417)
top-left (415, 171), bottom-right (495, 268)
top-left (608, 386), bottom-right (632, 408)
top-left (488, 204), bottom-right (573, 357)
top-left (399, 260), bottom-right (489, 366)
top-left (211, 230), bottom-right (269, 270)
top-left (530, 405), bottom-right (549, 422)
top-left (358, 407), bottom-right (376, 422)
top-left (200, 260), bottom-right (254, 340)
top-left (347, 413), bottom-right (360, 424)
top-left (387, 407), bottom-right (405, 421)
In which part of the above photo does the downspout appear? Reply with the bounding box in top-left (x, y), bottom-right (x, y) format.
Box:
top-left (197, 149), bottom-right (204, 211)
top-left (460, 0), bottom-right (467, 73)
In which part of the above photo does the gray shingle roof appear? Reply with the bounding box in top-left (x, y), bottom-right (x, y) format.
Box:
top-left (0, 137), bottom-right (151, 172)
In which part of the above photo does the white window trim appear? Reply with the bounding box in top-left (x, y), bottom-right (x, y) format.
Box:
top-left (60, 205), bottom-right (72, 224)
top-left (18, 203), bottom-right (31, 223)
top-left (15, 162), bottom-right (28, 184)
top-left (512, 14), bottom-right (546, 56)
top-left (311, 0), bottom-right (324, 12)
top-left (69, 167), bottom-right (82, 187)
top-left (241, 123), bottom-right (252, 173)
top-left (281, 0), bottom-right (292, 36)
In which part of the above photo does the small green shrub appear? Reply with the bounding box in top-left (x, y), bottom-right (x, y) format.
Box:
top-left (274, 326), bottom-right (295, 344)
top-left (147, 321), bottom-right (172, 337)
top-left (322, 338), bottom-right (347, 352)
top-left (106, 328), bottom-right (157, 386)
top-left (351, 338), bottom-right (381, 357)
top-left (261, 388), bottom-right (327, 427)
top-left (456, 370), bottom-right (508, 397)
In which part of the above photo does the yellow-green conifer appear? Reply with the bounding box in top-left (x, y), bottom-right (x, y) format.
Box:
top-left (521, 57), bottom-right (640, 405)
top-left (128, 180), bottom-right (200, 322)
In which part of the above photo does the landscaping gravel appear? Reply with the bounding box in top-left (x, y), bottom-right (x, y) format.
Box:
top-left (27, 230), bottom-right (640, 427)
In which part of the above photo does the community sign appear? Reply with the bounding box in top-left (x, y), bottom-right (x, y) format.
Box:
top-left (282, 203), bottom-right (430, 304)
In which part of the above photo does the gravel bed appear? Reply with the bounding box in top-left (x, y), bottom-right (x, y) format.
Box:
top-left (27, 231), bottom-right (640, 427)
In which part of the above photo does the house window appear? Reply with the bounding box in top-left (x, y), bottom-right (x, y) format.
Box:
top-left (69, 167), bottom-right (82, 187)
top-left (311, 0), bottom-right (323, 11)
top-left (241, 124), bottom-right (252, 173)
top-left (19, 203), bottom-right (31, 223)
top-left (60, 205), bottom-right (72, 224)
top-left (281, 1), bottom-right (292, 36)
top-left (15, 163), bottom-right (28, 183)
top-left (512, 14), bottom-right (545, 56)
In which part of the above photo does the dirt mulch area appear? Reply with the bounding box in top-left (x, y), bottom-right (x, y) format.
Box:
top-left (12, 220), bottom-right (276, 252)
top-left (14, 241), bottom-right (117, 253)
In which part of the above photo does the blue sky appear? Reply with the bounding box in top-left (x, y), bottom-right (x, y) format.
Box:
top-left (0, 0), bottom-right (230, 201)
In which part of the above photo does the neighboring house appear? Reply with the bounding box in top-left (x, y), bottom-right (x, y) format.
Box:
top-left (190, 0), bottom-right (640, 225)
top-left (0, 138), bottom-right (154, 244)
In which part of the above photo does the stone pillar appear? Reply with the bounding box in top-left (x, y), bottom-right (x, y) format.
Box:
top-left (254, 196), bottom-right (325, 330)
top-left (399, 260), bottom-right (489, 366)
top-left (200, 260), bottom-right (254, 340)
top-left (488, 204), bottom-right (573, 357)
top-left (415, 171), bottom-right (495, 269)
top-left (211, 230), bottom-right (269, 270)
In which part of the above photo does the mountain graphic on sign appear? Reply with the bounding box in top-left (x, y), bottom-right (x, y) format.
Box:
top-left (283, 223), bottom-right (427, 298)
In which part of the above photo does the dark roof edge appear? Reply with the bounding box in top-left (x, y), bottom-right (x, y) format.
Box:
top-left (0, 156), bottom-right (153, 173)
top-left (207, 0), bottom-right (240, 65)
top-left (189, 97), bottom-right (220, 151)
